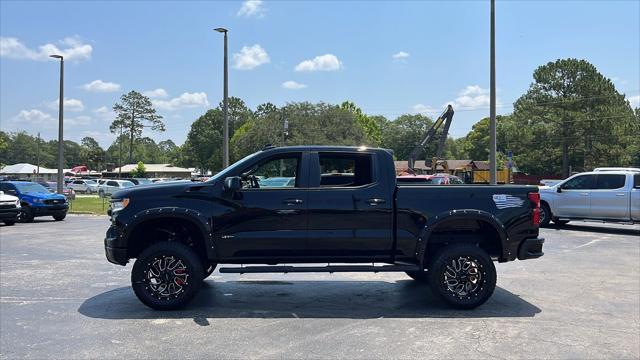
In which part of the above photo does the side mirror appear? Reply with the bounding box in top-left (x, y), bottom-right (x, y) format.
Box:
top-left (556, 187), bottom-right (562, 193)
top-left (224, 176), bottom-right (241, 191)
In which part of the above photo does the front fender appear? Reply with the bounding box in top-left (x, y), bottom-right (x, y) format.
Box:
top-left (121, 207), bottom-right (215, 259)
top-left (414, 209), bottom-right (508, 269)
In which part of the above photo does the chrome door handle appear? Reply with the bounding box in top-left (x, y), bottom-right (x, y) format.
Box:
top-left (615, 193), bottom-right (625, 196)
top-left (366, 198), bottom-right (386, 205)
top-left (579, 193), bottom-right (589, 196)
top-left (283, 198), bottom-right (303, 205)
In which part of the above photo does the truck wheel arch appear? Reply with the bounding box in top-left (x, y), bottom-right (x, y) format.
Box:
top-left (124, 208), bottom-right (214, 262)
top-left (415, 209), bottom-right (508, 269)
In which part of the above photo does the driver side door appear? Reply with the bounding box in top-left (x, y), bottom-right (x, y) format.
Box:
top-left (215, 151), bottom-right (310, 260)
top-left (555, 174), bottom-right (595, 217)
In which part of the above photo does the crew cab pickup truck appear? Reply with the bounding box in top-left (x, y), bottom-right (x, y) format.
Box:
top-left (105, 146), bottom-right (544, 310)
top-left (538, 169), bottom-right (640, 226)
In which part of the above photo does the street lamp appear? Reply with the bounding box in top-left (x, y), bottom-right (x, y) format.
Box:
top-left (214, 27), bottom-right (229, 168)
top-left (50, 54), bottom-right (64, 194)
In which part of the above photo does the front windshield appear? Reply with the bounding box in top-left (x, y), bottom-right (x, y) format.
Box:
top-left (136, 178), bottom-right (152, 185)
top-left (15, 182), bottom-right (50, 194)
top-left (207, 151), bottom-right (262, 183)
top-left (121, 181), bottom-right (135, 188)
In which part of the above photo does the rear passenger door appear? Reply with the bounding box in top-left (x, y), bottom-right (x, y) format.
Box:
top-left (306, 151), bottom-right (393, 260)
top-left (590, 174), bottom-right (629, 220)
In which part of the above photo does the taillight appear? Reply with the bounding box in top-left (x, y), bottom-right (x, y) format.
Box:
top-left (528, 192), bottom-right (540, 225)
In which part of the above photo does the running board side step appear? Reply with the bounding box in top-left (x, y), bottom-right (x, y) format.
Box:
top-left (219, 264), bottom-right (421, 274)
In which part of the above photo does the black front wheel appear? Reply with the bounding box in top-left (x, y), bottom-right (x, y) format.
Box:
top-left (428, 244), bottom-right (496, 309)
top-left (131, 242), bottom-right (204, 310)
top-left (53, 214), bottom-right (66, 221)
top-left (3, 220), bottom-right (16, 226)
top-left (18, 206), bottom-right (34, 223)
top-left (539, 203), bottom-right (552, 227)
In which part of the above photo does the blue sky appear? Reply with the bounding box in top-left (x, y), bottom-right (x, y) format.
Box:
top-left (1, 0), bottom-right (639, 148)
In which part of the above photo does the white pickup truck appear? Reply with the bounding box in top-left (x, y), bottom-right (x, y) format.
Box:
top-left (538, 168), bottom-right (640, 226)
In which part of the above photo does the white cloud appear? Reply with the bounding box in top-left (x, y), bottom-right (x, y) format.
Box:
top-left (281, 81), bottom-right (307, 90)
top-left (94, 106), bottom-right (115, 121)
top-left (232, 44), bottom-right (270, 70)
top-left (65, 115), bottom-right (92, 126)
top-left (628, 95), bottom-right (640, 109)
top-left (392, 51), bottom-right (410, 61)
top-left (13, 109), bottom-right (54, 125)
top-left (153, 92), bottom-right (209, 111)
top-left (143, 88), bottom-right (169, 98)
top-left (237, 0), bottom-right (265, 18)
top-left (82, 79), bottom-right (121, 92)
top-left (47, 98), bottom-right (84, 112)
top-left (0, 36), bottom-right (92, 62)
top-left (411, 104), bottom-right (439, 116)
top-left (446, 85), bottom-right (499, 110)
top-left (294, 54), bottom-right (343, 72)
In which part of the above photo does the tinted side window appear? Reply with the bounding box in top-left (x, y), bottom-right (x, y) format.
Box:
top-left (562, 175), bottom-right (595, 190)
top-left (634, 174), bottom-right (640, 188)
top-left (242, 155), bottom-right (300, 189)
top-left (595, 174), bottom-right (626, 189)
top-left (318, 153), bottom-right (373, 187)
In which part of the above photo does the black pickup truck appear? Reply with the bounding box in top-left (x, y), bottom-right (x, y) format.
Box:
top-left (105, 146), bottom-right (544, 310)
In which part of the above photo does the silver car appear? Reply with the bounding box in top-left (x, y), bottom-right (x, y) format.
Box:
top-left (538, 169), bottom-right (640, 226)
top-left (98, 180), bottom-right (135, 198)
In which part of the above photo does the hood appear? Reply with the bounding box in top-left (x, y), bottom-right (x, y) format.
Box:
top-left (112, 181), bottom-right (198, 199)
top-left (0, 192), bottom-right (19, 202)
top-left (21, 191), bottom-right (66, 200)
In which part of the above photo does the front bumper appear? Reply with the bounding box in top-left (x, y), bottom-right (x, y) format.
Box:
top-left (0, 208), bottom-right (20, 220)
top-left (32, 204), bottom-right (68, 217)
top-left (518, 237), bottom-right (545, 260)
top-left (104, 224), bottom-right (128, 265)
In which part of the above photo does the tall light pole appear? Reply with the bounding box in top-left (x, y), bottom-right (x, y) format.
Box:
top-left (214, 27), bottom-right (229, 168)
top-left (50, 54), bottom-right (64, 194)
top-left (489, 0), bottom-right (497, 185)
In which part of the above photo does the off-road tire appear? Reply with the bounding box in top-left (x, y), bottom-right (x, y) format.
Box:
top-left (132, 242), bottom-right (204, 310)
top-left (427, 244), bottom-right (496, 309)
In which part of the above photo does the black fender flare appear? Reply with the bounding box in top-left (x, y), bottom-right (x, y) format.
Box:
top-left (123, 207), bottom-right (215, 259)
top-left (414, 209), bottom-right (508, 269)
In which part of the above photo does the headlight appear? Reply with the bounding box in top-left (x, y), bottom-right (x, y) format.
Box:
top-left (16, 200), bottom-right (21, 208)
top-left (110, 198), bottom-right (130, 212)
top-left (32, 198), bottom-right (42, 204)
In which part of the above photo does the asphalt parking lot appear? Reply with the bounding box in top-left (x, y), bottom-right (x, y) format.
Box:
top-left (0, 216), bottom-right (638, 359)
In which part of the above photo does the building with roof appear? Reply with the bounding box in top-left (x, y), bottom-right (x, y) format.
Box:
top-left (105, 164), bottom-right (192, 178)
top-left (0, 163), bottom-right (58, 180)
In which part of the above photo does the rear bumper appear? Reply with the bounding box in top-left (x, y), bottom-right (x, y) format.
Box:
top-left (518, 237), bottom-right (545, 260)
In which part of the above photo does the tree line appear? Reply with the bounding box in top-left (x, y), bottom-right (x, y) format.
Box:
top-left (1, 58), bottom-right (638, 176)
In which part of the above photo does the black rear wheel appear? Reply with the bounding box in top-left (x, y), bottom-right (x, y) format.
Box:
top-left (428, 244), bottom-right (496, 309)
top-left (552, 218), bottom-right (570, 226)
top-left (132, 242), bottom-right (204, 310)
top-left (3, 220), bottom-right (16, 226)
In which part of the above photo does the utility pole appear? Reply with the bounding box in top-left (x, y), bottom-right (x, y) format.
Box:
top-left (50, 55), bottom-right (64, 194)
top-left (36, 132), bottom-right (41, 176)
top-left (489, 0), bottom-right (497, 185)
top-left (214, 27), bottom-right (229, 168)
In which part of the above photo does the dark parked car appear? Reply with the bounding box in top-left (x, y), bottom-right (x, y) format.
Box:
top-left (105, 146), bottom-right (544, 311)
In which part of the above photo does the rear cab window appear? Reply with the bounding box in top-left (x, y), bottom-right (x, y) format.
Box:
top-left (634, 174), bottom-right (640, 189)
top-left (594, 174), bottom-right (626, 190)
top-left (314, 152), bottom-right (374, 188)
